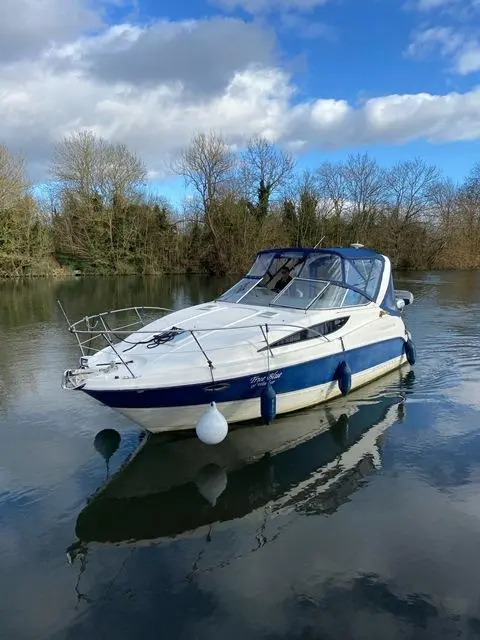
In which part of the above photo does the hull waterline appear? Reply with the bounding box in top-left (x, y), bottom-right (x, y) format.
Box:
top-left (84, 353), bottom-right (408, 433)
top-left (61, 245), bottom-right (416, 436)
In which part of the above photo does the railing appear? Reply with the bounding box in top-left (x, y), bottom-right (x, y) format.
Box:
top-left (61, 304), bottom-right (174, 357)
top-left (60, 299), bottom-right (400, 391)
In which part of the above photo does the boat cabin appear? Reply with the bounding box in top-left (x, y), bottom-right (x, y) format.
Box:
top-left (218, 247), bottom-right (399, 313)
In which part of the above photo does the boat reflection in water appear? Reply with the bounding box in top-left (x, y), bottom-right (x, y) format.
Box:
top-left (69, 367), bottom-right (414, 552)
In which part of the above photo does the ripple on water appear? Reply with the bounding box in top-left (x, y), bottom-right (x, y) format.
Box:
top-left (412, 306), bottom-right (480, 405)
top-left (0, 485), bottom-right (46, 511)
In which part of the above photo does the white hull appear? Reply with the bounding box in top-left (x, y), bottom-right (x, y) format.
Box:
top-left (114, 354), bottom-right (407, 433)
top-left (62, 245), bottom-right (415, 438)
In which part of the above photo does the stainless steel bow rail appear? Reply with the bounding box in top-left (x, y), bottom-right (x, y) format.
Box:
top-left (59, 301), bottom-right (174, 387)
top-left (57, 300), bottom-right (174, 357)
top-left (59, 300), bottom-right (400, 389)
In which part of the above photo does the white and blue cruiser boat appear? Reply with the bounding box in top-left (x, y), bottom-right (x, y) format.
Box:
top-left (61, 245), bottom-right (415, 440)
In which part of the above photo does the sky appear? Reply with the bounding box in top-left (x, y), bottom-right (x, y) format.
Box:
top-left (1, 0), bottom-right (480, 205)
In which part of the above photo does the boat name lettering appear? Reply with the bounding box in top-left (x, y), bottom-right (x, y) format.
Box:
top-left (250, 371), bottom-right (283, 387)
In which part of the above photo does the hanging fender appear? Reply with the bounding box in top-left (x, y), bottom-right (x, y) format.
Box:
top-left (260, 382), bottom-right (277, 425)
top-left (335, 360), bottom-right (352, 396)
top-left (404, 338), bottom-right (416, 365)
top-left (195, 402), bottom-right (229, 445)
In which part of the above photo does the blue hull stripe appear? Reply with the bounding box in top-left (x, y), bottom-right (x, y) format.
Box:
top-left (84, 337), bottom-right (405, 409)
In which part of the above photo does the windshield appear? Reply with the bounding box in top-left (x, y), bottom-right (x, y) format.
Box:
top-left (273, 279), bottom-right (370, 309)
top-left (218, 249), bottom-right (384, 309)
top-left (246, 251), bottom-right (305, 278)
top-left (343, 258), bottom-right (383, 298)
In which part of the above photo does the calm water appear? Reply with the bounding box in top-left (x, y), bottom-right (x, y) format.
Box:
top-left (1, 271), bottom-right (480, 639)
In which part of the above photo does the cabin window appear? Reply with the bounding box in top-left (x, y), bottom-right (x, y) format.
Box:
top-left (247, 253), bottom-right (276, 277)
top-left (218, 249), bottom-right (385, 309)
top-left (381, 277), bottom-right (397, 312)
top-left (311, 284), bottom-right (370, 309)
top-left (247, 252), bottom-right (305, 278)
top-left (344, 258), bottom-right (383, 298)
top-left (218, 277), bottom-right (260, 303)
top-left (299, 254), bottom-right (343, 282)
top-left (271, 278), bottom-right (329, 310)
top-left (259, 317), bottom-right (349, 350)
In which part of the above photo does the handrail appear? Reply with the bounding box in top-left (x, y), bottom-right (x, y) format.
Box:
top-left (62, 305), bottom-right (393, 389)
top-left (62, 304), bottom-right (173, 363)
top-left (68, 306), bottom-right (173, 331)
top-left (62, 300), bottom-right (395, 390)
top-left (67, 318), bottom-right (385, 350)
top-left (70, 322), bottom-right (329, 336)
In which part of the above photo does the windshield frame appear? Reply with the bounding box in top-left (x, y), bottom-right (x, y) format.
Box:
top-left (217, 248), bottom-right (385, 310)
top-left (268, 278), bottom-right (330, 310)
top-left (270, 277), bottom-right (373, 310)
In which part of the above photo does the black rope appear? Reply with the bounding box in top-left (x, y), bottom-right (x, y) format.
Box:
top-left (147, 328), bottom-right (185, 349)
top-left (122, 327), bottom-right (184, 352)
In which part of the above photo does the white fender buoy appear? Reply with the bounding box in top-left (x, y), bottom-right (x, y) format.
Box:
top-left (195, 402), bottom-right (229, 445)
top-left (195, 463), bottom-right (228, 506)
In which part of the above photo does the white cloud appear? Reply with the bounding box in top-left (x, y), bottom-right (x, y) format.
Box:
top-left (407, 26), bottom-right (480, 75)
top-left (3, 36), bottom-right (480, 184)
top-left (79, 17), bottom-right (277, 95)
top-left (406, 27), bottom-right (462, 57)
top-left (457, 44), bottom-right (480, 74)
top-left (0, 0), bottom-right (127, 62)
top-left (411, 0), bottom-right (479, 11)
top-left (2, 4), bottom-right (480, 183)
top-left (414, 0), bottom-right (457, 9)
top-left (279, 12), bottom-right (336, 39)
top-left (212, 0), bottom-right (330, 13)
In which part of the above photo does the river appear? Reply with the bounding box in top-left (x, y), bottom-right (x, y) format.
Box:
top-left (0, 271), bottom-right (480, 639)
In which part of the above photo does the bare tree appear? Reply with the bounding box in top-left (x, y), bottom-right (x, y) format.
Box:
top-left (171, 132), bottom-right (236, 264)
top-left (406, 177), bottom-right (456, 267)
top-left (50, 130), bottom-right (147, 206)
top-left (294, 170), bottom-right (320, 247)
top-left (385, 157), bottom-right (440, 223)
top-left (50, 131), bottom-right (149, 271)
top-left (461, 161), bottom-right (480, 206)
top-left (0, 144), bottom-right (28, 209)
top-left (383, 157), bottom-right (441, 265)
top-left (316, 161), bottom-right (346, 216)
top-left (172, 131), bottom-right (235, 217)
top-left (240, 136), bottom-right (295, 219)
top-left (429, 177), bottom-right (458, 231)
top-left (0, 144), bottom-right (51, 276)
top-left (454, 166), bottom-right (480, 265)
top-left (342, 153), bottom-right (386, 236)
top-left (316, 160), bottom-right (348, 245)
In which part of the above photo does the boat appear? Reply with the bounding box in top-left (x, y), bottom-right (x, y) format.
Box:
top-left (66, 368), bottom-right (413, 552)
top-left (61, 245), bottom-right (415, 437)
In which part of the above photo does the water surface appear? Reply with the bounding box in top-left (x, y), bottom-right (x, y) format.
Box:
top-left (1, 271), bottom-right (480, 639)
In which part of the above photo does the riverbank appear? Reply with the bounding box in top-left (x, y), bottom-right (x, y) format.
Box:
top-left (0, 258), bottom-right (479, 279)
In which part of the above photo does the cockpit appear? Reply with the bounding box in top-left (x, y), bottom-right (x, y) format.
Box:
top-left (217, 248), bottom-right (386, 311)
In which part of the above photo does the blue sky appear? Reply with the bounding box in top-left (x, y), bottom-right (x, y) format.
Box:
top-left (1, 0), bottom-right (480, 206)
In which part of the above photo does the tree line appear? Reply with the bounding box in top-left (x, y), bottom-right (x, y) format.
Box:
top-left (1, 130), bottom-right (480, 277)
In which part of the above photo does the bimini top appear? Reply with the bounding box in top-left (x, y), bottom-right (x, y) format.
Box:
top-left (256, 246), bottom-right (382, 261)
top-left (218, 245), bottom-right (396, 313)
